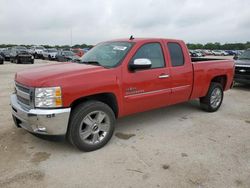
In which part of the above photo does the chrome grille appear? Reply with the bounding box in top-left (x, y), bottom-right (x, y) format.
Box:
top-left (15, 82), bottom-right (31, 108)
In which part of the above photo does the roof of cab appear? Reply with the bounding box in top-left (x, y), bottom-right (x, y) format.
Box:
top-left (107, 37), bottom-right (184, 44)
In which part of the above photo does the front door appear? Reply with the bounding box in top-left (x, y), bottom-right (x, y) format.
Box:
top-left (122, 42), bottom-right (172, 115)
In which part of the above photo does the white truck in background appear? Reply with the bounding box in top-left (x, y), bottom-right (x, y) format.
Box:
top-left (30, 46), bottom-right (46, 59)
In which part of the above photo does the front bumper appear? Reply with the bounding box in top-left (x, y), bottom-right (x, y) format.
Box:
top-left (11, 94), bottom-right (71, 135)
top-left (234, 75), bottom-right (250, 84)
top-left (18, 56), bottom-right (34, 64)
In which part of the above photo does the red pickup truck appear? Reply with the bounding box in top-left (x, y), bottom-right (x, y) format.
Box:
top-left (11, 38), bottom-right (234, 151)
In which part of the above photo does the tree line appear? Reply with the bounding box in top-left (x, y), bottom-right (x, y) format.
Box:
top-left (187, 42), bottom-right (250, 50)
top-left (0, 44), bottom-right (94, 49)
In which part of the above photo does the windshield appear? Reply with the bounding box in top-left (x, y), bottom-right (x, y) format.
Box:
top-left (238, 50), bottom-right (250, 60)
top-left (79, 42), bottom-right (133, 68)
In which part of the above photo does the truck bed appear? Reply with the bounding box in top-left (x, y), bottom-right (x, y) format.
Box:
top-left (190, 58), bottom-right (235, 100)
top-left (191, 57), bottom-right (227, 62)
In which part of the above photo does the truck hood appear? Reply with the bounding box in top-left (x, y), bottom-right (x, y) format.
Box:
top-left (15, 62), bottom-right (105, 87)
top-left (235, 59), bottom-right (250, 66)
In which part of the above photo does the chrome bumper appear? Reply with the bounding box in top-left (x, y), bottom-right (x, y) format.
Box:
top-left (10, 94), bottom-right (71, 135)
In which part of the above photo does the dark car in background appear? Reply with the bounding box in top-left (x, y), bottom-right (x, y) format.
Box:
top-left (56, 50), bottom-right (80, 62)
top-left (0, 55), bottom-right (4, 64)
top-left (226, 50), bottom-right (237, 56)
top-left (234, 49), bottom-right (250, 84)
top-left (0, 48), bottom-right (11, 61)
top-left (10, 46), bottom-right (34, 64)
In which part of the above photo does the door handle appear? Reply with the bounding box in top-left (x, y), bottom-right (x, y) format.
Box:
top-left (158, 74), bottom-right (170, 79)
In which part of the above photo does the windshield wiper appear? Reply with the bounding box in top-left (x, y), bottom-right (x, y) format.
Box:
top-left (81, 61), bottom-right (101, 66)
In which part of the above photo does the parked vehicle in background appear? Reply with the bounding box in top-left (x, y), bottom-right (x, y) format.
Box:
top-left (0, 48), bottom-right (11, 61)
top-left (220, 50), bottom-right (229, 56)
top-left (10, 46), bottom-right (34, 64)
top-left (212, 50), bottom-right (223, 56)
top-left (30, 46), bottom-right (46, 59)
top-left (189, 50), bottom-right (203, 57)
top-left (42, 48), bottom-right (58, 60)
top-left (204, 50), bottom-right (213, 55)
top-left (194, 50), bottom-right (205, 57)
top-left (11, 37), bottom-right (234, 151)
top-left (0, 55), bottom-right (4, 64)
top-left (72, 48), bottom-right (84, 57)
top-left (225, 50), bottom-right (237, 56)
top-left (234, 49), bottom-right (250, 84)
top-left (237, 50), bottom-right (244, 55)
top-left (189, 50), bottom-right (199, 57)
top-left (56, 50), bottom-right (80, 62)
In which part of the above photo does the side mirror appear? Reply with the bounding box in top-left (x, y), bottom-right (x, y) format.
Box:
top-left (233, 55), bottom-right (238, 60)
top-left (129, 58), bottom-right (152, 70)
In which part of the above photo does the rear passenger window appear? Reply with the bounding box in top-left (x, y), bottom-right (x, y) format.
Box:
top-left (132, 43), bottom-right (165, 68)
top-left (167, 43), bottom-right (184, 66)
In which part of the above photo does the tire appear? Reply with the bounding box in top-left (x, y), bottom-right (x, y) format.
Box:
top-left (200, 82), bottom-right (224, 112)
top-left (15, 58), bottom-right (19, 64)
top-left (67, 100), bottom-right (116, 152)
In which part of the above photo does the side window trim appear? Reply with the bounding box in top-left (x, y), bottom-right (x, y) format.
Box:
top-left (167, 42), bottom-right (185, 67)
top-left (129, 42), bottom-right (166, 70)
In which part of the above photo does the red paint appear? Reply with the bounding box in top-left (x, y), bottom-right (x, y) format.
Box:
top-left (15, 38), bottom-right (234, 117)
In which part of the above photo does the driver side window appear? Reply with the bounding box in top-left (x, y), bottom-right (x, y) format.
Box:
top-left (132, 43), bottom-right (165, 68)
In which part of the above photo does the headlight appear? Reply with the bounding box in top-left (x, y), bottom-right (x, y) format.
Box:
top-left (35, 87), bottom-right (62, 108)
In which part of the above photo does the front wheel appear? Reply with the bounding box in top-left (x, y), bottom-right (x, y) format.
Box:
top-left (67, 101), bottom-right (115, 151)
top-left (200, 82), bottom-right (224, 112)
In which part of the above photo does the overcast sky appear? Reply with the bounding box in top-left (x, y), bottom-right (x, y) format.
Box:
top-left (0, 0), bottom-right (249, 45)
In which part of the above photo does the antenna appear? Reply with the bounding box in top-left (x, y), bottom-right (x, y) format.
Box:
top-left (129, 35), bottom-right (134, 40)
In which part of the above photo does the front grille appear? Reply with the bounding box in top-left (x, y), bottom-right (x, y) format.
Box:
top-left (16, 83), bottom-right (30, 93)
top-left (15, 82), bottom-right (32, 108)
top-left (235, 66), bottom-right (250, 76)
top-left (17, 95), bottom-right (30, 106)
top-left (18, 56), bottom-right (32, 63)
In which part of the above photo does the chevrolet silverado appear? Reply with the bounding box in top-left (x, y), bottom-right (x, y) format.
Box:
top-left (11, 38), bottom-right (235, 151)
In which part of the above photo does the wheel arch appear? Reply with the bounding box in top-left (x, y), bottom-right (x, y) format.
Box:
top-left (70, 93), bottom-right (119, 118)
top-left (211, 75), bottom-right (227, 90)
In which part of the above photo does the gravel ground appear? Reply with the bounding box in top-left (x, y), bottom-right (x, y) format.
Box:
top-left (0, 59), bottom-right (250, 188)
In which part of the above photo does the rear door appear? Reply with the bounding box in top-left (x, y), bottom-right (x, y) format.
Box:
top-left (166, 41), bottom-right (193, 104)
top-left (122, 41), bottom-right (172, 115)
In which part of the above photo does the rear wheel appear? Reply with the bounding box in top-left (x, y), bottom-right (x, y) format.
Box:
top-left (200, 82), bottom-right (224, 112)
top-left (67, 101), bottom-right (115, 151)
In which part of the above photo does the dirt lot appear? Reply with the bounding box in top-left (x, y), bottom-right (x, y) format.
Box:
top-left (0, 59), bottom-right (250, 188)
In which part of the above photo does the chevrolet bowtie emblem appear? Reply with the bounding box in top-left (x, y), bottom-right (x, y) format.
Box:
top-left (239, 69), bottom-right (246, 73)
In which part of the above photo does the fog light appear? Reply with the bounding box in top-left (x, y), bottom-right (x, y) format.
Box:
top-left (36, 126), bottom-right (47, 133)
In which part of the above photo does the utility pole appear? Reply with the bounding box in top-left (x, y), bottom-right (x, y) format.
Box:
top-left (70, 28), bottom-right (72, 47)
